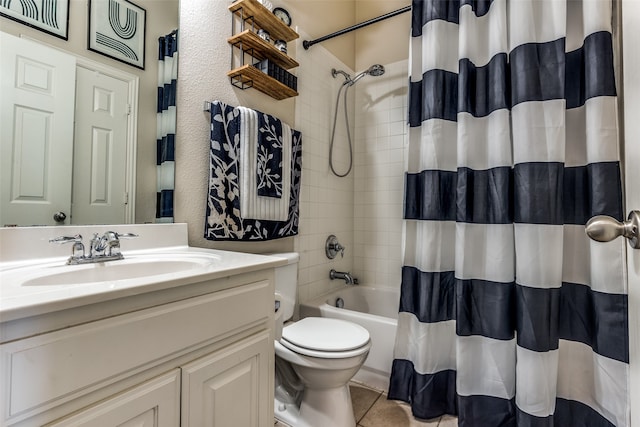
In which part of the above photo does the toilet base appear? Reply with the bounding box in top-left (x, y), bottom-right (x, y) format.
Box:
top-left (274, 384), bottom-right (356, 427)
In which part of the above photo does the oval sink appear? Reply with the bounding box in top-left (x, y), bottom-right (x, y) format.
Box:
top-left (22, 258), bottom-right (210, 286)
top-left (3, 254), bottom-right (219, 286)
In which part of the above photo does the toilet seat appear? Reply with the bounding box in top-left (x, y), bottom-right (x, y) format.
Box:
top-left (280, 317), bottom-right (370, 359)
top-left (279, 337), bottom-right (371, 359)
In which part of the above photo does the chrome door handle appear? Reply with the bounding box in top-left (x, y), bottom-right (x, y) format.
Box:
top-left (585, 211), bottom-right (640, 249)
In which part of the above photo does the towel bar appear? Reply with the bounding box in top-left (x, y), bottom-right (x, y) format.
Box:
top-left (204, 101), bottom-right (212, 112)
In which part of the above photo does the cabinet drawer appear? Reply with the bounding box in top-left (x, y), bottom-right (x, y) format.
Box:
top-left (1, 279), bottom-right (271, 424)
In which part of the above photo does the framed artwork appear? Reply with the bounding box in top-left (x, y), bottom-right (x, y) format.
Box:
top-left (88, 0), bottom-right (146, 69)
top-left (0, 0), bottom-right (70, 39)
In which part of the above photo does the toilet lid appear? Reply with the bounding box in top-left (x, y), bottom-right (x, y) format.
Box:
top-left (281, 317), bottom-right (370, 352)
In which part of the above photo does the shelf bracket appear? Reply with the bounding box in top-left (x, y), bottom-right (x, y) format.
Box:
top-left (229, 73), bottom-right (254, 90)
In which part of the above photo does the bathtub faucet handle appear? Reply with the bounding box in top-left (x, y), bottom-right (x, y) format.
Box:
top-left (325, 235), bottom-right (345, 259)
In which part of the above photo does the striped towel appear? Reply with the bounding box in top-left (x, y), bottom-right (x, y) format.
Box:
top-left (238, 107), bottom-right (291, 221)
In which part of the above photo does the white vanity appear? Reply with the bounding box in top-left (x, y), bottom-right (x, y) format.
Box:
top-left (0, 224), bottom-right (283, 427)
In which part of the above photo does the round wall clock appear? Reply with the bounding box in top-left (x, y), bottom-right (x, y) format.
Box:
top-left (273, 7), bottom-right (291, 26)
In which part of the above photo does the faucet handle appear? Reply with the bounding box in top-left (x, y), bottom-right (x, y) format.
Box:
top-left (115, 232), bottom-right (139, 239)
top-left (49, 234), bottom-right (85, 261)
top-left (49, 234), bottom-right (83, 244)
top-left (325, 235), bottom-right (345, 259)
top-left (335, 243), bottom-right (345, 257)
top-left (103, 232), bottom-right (138, 256)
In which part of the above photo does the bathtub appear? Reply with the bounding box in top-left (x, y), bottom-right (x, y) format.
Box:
top-left (299, 285), bottom-right (399, 391)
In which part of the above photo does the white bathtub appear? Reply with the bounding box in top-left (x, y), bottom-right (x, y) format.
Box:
top-left (299, 285), bottom-right (399, 391)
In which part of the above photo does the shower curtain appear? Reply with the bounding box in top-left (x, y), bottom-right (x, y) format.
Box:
top-left (389, 1), bottom-right (629, 426)
top-left (156, 30), bottom-right (178, 222)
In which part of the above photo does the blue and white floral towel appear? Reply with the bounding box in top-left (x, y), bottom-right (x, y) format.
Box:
top-left (205, 101), bottom-right (301, 241)
top-left (239, 107), bottom-right (291, 221)
top-left (257, 112), bottom-right (283, 198)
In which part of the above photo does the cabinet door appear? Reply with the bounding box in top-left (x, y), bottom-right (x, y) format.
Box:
top-left (47, 370), bottom-right (180, 427)
top-left (181, 331), bottom-right (273, 427)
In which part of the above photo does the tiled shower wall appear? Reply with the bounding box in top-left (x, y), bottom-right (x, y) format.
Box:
top-left (353, 60), bottom-right (408, 289)
top-left (294, 37), bottom-right (357, 305)
top-left (294, 38), bottom-right (408, 302)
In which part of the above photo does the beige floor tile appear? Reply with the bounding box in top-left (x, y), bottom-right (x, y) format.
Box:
top-left (359, 395), bottom-right (441, 427)
top-left (274, 384), bottom-right (459, 427)
top-left (438, 414), bottom-right (458, 426)
top-left (350, 383), bottom-right (383, 422)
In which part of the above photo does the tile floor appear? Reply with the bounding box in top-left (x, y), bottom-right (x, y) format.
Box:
top-left (275, 381), bottom-right (458, 427)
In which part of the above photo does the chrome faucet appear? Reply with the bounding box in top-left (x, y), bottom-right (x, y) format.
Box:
top-left (50, 231), bottom-right (138, 265)
top-left (90, 231), bottom-right (122, 258)
top-left (329, 269), bottom-right (358, 285)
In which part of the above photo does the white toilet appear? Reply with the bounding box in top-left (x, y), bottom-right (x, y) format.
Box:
top-left (270, 253), bottom-right (371, 427)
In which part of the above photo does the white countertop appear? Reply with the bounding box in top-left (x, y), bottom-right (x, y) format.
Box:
top-left (0, 224), bottom-right (287, 322)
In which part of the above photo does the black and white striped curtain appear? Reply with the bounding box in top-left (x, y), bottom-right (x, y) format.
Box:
top-left (389, 1), bottom-right (629, 425)
top-left (156, 30), bottom-right (178, 222)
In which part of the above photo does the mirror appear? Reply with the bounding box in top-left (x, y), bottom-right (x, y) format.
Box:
top-left (0, 0), bottom-right (179, 227)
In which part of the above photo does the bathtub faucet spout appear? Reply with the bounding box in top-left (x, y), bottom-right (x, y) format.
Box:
top-left (329, 269), bottom-right (358, 285)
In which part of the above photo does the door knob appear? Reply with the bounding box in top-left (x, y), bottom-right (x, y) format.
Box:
top-left (585, 210), bottom-right (640, 249)
top-left (53, 211), bottom-right (67, 223)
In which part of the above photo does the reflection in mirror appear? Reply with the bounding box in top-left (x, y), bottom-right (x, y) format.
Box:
top-left (156, 30), bottom-right (178, 223)
top-left (0, 0), bottom-right (179, 227)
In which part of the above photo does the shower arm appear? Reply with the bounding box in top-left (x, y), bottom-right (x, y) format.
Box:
top-left (332, 69), bottom-right (352, 84)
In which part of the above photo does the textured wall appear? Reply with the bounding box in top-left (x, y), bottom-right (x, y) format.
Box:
top-left (279, 0), bottom-right (356, 69)
top-left (175, 0), bottom-right (295, 252)
top-left (355, 0), bottom-right (411, 72)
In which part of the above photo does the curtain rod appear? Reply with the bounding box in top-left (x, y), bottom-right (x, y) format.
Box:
top-left (302, 5), bottom-right (411, 50)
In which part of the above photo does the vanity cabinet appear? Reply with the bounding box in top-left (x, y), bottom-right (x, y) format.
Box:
top-left (0, 270), bottom-right (275, 427)
top-left (228, 0), bottom-right (299, 100)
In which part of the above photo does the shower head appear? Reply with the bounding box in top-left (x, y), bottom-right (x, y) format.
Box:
top-left (332, 64), bottom-right (386, 86)
top-left (350, 64), bottom-right (385, 84)
top-left (367, 64), bottom-right (385, 76)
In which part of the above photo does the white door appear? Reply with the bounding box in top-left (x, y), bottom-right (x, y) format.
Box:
top-left (72, 66), bottom-right (129, 225)
top-left (0, 32), bottom-right (76, 227)
top-left (622, 3), bottom-right (640, 426)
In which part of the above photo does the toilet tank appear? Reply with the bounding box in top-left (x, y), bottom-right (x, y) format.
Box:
top-left (268, 252), bottom-right (299, 322)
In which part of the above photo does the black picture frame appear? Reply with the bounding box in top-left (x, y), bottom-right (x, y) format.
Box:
top-left (0, 0), bottom-right (70, 40)
top-left (88, 0), bottom-right (146, 69)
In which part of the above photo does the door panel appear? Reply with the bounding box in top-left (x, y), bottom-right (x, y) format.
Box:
top-left (0, 32), bottom-right (75, 226)
top-left (622, 2), bottom-right (640, 426)
top-left (72, 66), bottom-right (129, 225)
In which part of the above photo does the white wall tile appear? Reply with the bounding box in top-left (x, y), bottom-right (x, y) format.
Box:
top-left (293, 48), bottom-right (408, 300)
top-left (353, 59), bottom-right (408, 289)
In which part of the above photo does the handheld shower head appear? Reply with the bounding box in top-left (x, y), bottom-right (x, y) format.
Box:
top-left (331, 64), bottom-right (386, 86)
top-left (350, 64), bottom-right (386, 84)
top-left (367, 64), bottom-right (385, 76)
